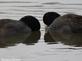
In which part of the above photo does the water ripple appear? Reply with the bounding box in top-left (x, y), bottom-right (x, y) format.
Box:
top-left (42, 2), bottom-right (82, 5)
top-left (0, 1), bottom-right (36, 3)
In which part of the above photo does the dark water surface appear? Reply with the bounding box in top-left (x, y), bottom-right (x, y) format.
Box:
top-left (0, 0), bottom-right (82, 61)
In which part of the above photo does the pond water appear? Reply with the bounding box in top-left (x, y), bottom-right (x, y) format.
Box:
top-left (0, 0), bottom-right (82, 61)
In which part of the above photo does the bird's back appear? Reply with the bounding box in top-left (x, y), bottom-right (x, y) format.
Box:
top-left (0, 19), bottom-right (31, 36)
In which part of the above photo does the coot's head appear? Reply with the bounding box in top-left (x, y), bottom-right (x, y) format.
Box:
top-left (43, 12), bottom-right (60, 26)
top-left (20, 16), bottom-right (40, 31)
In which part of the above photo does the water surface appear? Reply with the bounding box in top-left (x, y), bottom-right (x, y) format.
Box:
top-left (0, 0), bottom-right (82, 61)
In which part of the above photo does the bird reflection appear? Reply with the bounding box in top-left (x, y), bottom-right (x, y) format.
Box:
top-left (48, 30), bottom-right (82, 47)
top-left (22, 31), bottom-right (41, 45)
top-left (44, 31), bottom-right (57, 44)
top-left (0, 32), bottom-right (30, 48)
top-left (0, 31), bottom-right (41, 48)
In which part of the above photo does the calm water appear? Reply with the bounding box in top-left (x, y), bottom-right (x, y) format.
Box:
top-left (0, 0), bottom-right (82, 61)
